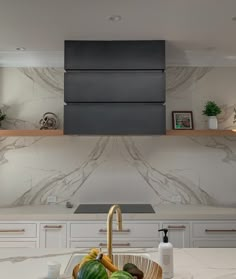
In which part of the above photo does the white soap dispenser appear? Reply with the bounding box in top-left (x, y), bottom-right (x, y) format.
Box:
top-left (158, 228), bottom-right (174, 279)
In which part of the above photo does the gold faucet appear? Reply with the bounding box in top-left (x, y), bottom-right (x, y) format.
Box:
top-left (107, 204), bottom-right (123, 262)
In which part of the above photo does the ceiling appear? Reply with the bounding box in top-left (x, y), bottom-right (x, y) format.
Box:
top-left (1, 0), bottom-right (236, 67)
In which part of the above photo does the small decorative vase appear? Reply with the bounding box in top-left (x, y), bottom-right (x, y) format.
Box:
top-left (208, 116), bottom-right (218, 129)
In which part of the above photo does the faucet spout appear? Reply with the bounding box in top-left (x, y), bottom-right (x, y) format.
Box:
top-left (107, 204), bottom-right (123, 262)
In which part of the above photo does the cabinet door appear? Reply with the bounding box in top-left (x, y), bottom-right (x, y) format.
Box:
top-left (65, 40), bottom-right (165, 70)
top-left (64, 103), bottom-right (166, 135)
top-left (65, 71), bottom-right (165, 103)
top-left (162, 223), bottom-right (190, 248)
top-left (39, 224), bottom-right (67, 248)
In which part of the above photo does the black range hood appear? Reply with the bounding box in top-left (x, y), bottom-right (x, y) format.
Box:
top-left (64, 40), bottom-right (166, 135)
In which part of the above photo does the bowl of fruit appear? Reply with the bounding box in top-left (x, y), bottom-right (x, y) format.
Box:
top-left (64, 248), bottom-right (162, 279)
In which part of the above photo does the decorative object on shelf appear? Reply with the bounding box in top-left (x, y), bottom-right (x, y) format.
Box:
top-left (172, 111), bottom-right (194, 130)
top-left (39, 112), bottom-right (59, 130)
top-left (202, 101), bottom-right (221, 130)
top-left (0, 109), bottom-right (6, 127)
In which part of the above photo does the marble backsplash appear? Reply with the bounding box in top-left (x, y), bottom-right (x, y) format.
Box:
top-left (0, 67), bottom-right (236, 208)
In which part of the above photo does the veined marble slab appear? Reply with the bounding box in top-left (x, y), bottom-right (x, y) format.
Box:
top-left (1, 67), bottom-right (236, 208)
top-left (1, 135), bottom-right (236, 208)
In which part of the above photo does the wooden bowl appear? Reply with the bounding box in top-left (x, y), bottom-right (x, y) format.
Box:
top-left (72, 254), bottom-right (162, 279)
top-left (113, 254), bottom-right (162, 279)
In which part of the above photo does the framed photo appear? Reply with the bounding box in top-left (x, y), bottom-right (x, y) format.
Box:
top-left (172, 111), bottom-right (194, 130)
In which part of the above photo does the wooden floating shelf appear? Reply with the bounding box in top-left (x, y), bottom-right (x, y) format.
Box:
top-left (0, 129), bottom-right (236, 137)
top-left (166, 130), bottom-right (236, 136)
top-left (0, 130), bottom-right (64, 136)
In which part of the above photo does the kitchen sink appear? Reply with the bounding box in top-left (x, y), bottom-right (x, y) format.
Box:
top-left (63, 252), bottom-right (161, 279)
top-left (74, 204), bottom-right (155, 214)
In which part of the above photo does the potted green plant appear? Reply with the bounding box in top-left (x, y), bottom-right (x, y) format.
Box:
top-left (0, 109), bottom-right (6, 127)
top-left (202, 101), bottom-right (221, 129)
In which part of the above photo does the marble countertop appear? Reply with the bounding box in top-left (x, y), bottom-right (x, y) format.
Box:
top-left (0, 248), bottom-right (235, 279)
top-left (0, 204), bottom-right (235, 221)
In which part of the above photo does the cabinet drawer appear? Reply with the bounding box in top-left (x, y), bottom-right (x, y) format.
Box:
top-left (193, 240), bottom-right (236, 248)
top-left (0, 223), bottom-right (37, 238)
top-left (64, 103), bottom-right (166, 135)
top-left (0, 241), bottom-right (37, 248)
top-left (192, 223), bottom-right (236, 238)
top-left (70, 222), bottom-right (159, 239)
top-left (70, 240), bottom-right (158, 248)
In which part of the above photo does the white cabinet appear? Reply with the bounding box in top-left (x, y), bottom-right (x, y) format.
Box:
top-left (0, 223), bottom-right (37, 238)
top-left (191, 221), bottom-right (236, 248)
top-left (70, 240), bottom-right (158, 248)
top-left (0, 222), bottom-right (38, 248)
top-left (192, 239), bottom-right (236, 248)
top-left (69, 221), bottom-right (160, 248)
top-left (39, 223), bottom-right (67, 248)
top-left (0, 219), bottom-right (235, 248)
top-left (0, 241), bottom-right (37, 248)
top-left (162, 223), bottom-right (190, 248)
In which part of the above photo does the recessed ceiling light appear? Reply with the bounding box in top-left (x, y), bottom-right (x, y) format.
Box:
top-left (109, 15), bottom-right (122, 21)
top-left (16, 47), bottom-right (26, 51)
top-left (232, 16), bottom-right (236, 21)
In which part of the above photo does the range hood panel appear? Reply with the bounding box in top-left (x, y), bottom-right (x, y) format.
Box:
top-left (64, 103), bottom-right (166, 135)
top-left (65, 40), bottom-right (165, 70)
top-left (65, 71), bottom-right (165, 103)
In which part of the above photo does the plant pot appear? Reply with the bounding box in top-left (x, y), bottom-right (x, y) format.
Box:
top-left (208, 116), bottom-right (218, 129)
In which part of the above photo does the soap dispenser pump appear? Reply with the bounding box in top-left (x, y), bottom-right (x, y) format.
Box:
top-left (158, 228), bottom-right (173, 279)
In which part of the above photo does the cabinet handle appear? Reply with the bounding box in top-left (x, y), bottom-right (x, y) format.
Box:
top-left (99, 229), bottom-right (130, 233)
top-left (205, 229), bottom-right (236, 233)
top-left (167, 225), bottom-right (186, 230)
top-left (99, 243), bottom-right (130, 247)
top-left (0, 229), bottom-right (25, 233)
top-left (44, 225), bottom-right (63, 229)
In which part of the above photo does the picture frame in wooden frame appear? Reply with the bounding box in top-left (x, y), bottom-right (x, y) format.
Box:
top-left (172, 111), bottom-right (194, 130)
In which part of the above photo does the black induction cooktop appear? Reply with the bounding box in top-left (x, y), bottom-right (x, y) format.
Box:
top-left (74, 204), bottom-right (155, 214)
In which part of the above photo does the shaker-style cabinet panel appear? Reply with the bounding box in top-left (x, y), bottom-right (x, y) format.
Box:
top-left (65, 40), bottom-right (165, 70)
top-left (0, 222), bottom-right (38, 248)
top-left (191, 221), bottom-right (236, 248)
top-left (192, 239), bottom-right (236, 248)
top-left (0, 241), bottom-right (37, 248)
top-left (162, 223), bottom-right (190, 248)
top-left (64, 103), bottom-right (166, 135)
top-left (70, 240), bottom-right (158, 248)
top-left (0, 223), bottom-right (37, 238)
top-left (64, 71), bottom-right (165, 103)
top-left (69, 221), bottom-right (160, 248)
top-left (39, 223), bottom-right (67, 248)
